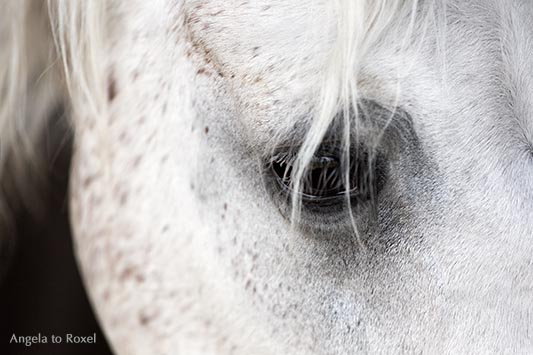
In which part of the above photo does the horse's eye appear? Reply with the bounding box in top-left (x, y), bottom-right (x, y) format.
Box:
top-left (269, 145), bottom-right (384, 208)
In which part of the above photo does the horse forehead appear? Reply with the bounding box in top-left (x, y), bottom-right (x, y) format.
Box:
top-left (185, 1), bottom-right (333, 71)
top-left (182, 1), bottom-right (335, 144)
top-left (181, 0), bottom-right (533, 82)
top-left (182, 1), bottom-right (513, 141)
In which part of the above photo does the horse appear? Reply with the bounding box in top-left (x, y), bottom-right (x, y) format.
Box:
top-left (1, 0), bottom-right (533, 354)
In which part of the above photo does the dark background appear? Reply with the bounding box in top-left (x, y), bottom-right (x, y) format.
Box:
top-left (0, 110), bottom-right (113, 355)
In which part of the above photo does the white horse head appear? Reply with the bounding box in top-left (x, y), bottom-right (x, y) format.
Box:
top-left (2, 0), bottom-right (533, 354)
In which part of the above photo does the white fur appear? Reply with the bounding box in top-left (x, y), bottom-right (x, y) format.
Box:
top-left (2, 1), bottom-right (533, 354)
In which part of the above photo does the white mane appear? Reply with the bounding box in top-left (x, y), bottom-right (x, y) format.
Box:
top-left (0, 2), bottom-right (107, 241)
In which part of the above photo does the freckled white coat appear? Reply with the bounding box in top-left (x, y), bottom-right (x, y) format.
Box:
top-left (1, 0), bottom-right (533, 354)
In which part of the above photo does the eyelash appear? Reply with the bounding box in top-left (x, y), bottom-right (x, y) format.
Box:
top-left (267, 143), bottom-right (385, 209)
